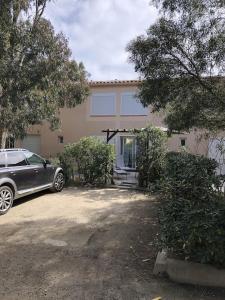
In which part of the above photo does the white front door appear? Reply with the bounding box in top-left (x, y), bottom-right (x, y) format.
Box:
top-left (22, 135), bottom-right (41, 154)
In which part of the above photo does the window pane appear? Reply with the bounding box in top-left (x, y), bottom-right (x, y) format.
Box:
top-left (0, 153), bottom-right (6, 168)
top-left (25, 152), bottom-right (45, 165)
top-left (7, 152), bottom-right (27, 167)
top-left (181, 139), bottom-right (186, 146)
top-left (121, 137), bottom-right (136, 168)
top-left (121, 93), bottom-right (148, 116)
top-left (91, 93), bottom-right (116, 115)
top-left (58, 136), bottom-right (64, 144)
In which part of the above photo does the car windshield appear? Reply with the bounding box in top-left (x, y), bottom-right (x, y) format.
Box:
top-left (24, 152), bottom-right (45, 165)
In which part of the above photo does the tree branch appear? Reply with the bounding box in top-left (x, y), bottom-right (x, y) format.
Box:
top-left (34, 0), bottom-right (47, 25)
top-left (168, 50), bottom-right (217, 98)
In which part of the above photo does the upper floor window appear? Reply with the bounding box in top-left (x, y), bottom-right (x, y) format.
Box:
top-left (91, 93), bottom-right (116, 116)
top-left (120, 92), bottom-right (148, 116)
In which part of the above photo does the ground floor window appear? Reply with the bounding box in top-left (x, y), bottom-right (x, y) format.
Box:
top-left (180, 138), bottom-right (186, 147)
top-left (58, 136), bottom-right (64, 144)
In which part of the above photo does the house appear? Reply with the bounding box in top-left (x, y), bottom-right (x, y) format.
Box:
top-left (15, 80), bottom-right (209, 169)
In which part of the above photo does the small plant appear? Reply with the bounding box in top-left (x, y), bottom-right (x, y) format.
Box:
top-left (59, 137), bottom-right (115, 185)
top-left (135, 125), bottom-right (167, 188)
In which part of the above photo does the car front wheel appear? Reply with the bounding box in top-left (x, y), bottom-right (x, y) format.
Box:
top-left (51, 172), bottom-right (65, 192)
top-left (0, 186), bottom-right (14, 215)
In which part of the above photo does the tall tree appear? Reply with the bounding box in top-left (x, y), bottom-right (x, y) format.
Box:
top-left (127, 0), bottom-right (225, 132)
top-left (0, 0), bottom-right (89, 147)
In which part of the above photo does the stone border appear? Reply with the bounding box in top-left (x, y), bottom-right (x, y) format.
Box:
top-left (153, 251), bottom-right (225, 288)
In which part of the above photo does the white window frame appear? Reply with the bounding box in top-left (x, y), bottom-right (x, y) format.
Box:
top-left (120, 92), bottom-right (148, 116)
top-left (90, 93), bottom-right (116, 116)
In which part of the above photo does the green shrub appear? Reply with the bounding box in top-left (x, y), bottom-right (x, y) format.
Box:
top-left (164, 151), bottom-right (221, 196)
top-left (58, 150), bottom-right (77, 184)
top-left (59, 137), bottom-right (115, 185)
top-left (135, 125), bottom-right (167, 188)
top-left (160, 152), bottom-right (225, 267)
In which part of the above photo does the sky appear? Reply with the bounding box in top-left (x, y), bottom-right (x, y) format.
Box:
top-left (45, 0), bottom-right (158, 81)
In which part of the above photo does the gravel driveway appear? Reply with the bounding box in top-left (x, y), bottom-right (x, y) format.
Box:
top-left (0, 187), bottom-right (225, 300)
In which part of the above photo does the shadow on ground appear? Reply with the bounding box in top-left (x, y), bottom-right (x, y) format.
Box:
top-left (0, 188), bottom-right (225, 300)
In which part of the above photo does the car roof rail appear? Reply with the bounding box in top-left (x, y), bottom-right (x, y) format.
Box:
top-left (0, 148), bottom-right (28, 152)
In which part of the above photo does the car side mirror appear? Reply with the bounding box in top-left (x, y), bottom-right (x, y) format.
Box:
top-left (43, 160), bottom-right (51, 168)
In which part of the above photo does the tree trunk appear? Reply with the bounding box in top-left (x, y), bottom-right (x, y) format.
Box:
top-left (0, 129), bottom-right (7, 149)
top-left (0, 128), bottom-right (3, 149)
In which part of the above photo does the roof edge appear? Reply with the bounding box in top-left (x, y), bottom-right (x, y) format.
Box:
top-left (89, 79), bottom-right (142, 87)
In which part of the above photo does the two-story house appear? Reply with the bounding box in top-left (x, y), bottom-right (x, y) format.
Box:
top-left (15, 80), bottom-right (209, 169)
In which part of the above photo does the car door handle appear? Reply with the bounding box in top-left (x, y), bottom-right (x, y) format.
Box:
top-left (34, 169), bottom-right (39, 173)
top-left (10, 172), bottom-right (16, 176)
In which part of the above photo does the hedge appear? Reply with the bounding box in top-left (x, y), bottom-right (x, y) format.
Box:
top-left (160, 152), bottom-right (225, 267)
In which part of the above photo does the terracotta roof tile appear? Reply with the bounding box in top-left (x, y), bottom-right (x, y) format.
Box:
top-left (89, 79), bottom-right (142, 87)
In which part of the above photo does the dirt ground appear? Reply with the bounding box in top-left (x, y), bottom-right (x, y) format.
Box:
top-left (1, 187), bottom-right (225, 300)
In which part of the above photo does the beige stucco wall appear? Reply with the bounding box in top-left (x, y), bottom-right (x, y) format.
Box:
top-left (17, 82), bottom-right (209, 158)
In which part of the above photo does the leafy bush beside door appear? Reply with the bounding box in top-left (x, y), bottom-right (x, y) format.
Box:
top-left (59, 137), bottom-right (115, 185)
top-left (135, 126), bottom-right (167, 188)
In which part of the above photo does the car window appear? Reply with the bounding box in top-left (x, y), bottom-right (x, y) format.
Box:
top-left (7, 152), bottom-right (27, 167)
top-left (25, 152), bottom-right (45, 165)
top-left (0, 153), bottom-right (6, 168)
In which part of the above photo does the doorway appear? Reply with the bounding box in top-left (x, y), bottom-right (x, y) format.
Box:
top-left (120, 136), bottom-right (136, 169)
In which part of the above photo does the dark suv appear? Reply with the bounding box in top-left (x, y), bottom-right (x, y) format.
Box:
top-left (0, 149), bottom-right (64, 215)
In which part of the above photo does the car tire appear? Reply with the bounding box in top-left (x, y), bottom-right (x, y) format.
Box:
top-left (0, 186), bottom-right (14, 215)
top-left (50, 172), bottom-right (65, 193)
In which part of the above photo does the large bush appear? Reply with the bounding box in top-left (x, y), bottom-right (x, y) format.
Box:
top-left (160, 152), bottom-right (225, 267)
top-left (59, 137), bottom-right (115, 185)
top-left (135, 126), bottom-right (167, 188)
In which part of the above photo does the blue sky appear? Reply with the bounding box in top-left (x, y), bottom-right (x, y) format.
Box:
top-left (45, 0), bottom-right (158, 80)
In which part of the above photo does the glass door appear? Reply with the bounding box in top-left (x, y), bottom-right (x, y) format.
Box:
top-left (120, 137), bottom-right (136, 169)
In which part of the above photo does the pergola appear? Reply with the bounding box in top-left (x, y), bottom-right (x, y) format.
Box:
top-left (102, 129), bottom-right (130, 144)
top-left (102, 127), bottom-right (173, 144)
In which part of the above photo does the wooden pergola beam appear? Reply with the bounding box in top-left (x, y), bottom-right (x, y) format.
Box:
top-left (102, 129), bottom-right (128, 143)
top-left (102, 127), bottom-right (184, 144)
